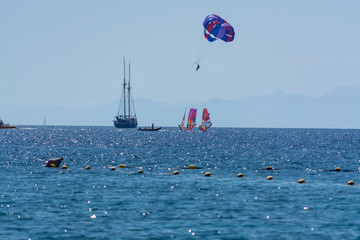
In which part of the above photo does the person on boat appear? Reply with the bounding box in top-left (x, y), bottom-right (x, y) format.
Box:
top-left (196, 64), bottom-right (200, 71)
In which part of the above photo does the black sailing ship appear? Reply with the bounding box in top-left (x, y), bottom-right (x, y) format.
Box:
top-left (113, 58), bottom-right (138, 128)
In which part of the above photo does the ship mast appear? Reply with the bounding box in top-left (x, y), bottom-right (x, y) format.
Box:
top-left (123, 57), bottom-right (127, 117)
top-left (128, 61), bottom-right (131, 117)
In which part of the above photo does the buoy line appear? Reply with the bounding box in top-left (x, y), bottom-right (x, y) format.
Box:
top-left (45, 159), bottom-right (357, 184)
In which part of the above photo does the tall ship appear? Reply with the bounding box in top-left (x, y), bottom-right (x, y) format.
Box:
top-left (113, 58), bottom-right (138, 128)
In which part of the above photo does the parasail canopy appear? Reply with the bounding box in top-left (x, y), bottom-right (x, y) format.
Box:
top-left (203, 14), bottom-right (235, 43)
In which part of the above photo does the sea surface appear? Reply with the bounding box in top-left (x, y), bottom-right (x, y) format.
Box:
top-left (1, 126), bottom-right (360, 239)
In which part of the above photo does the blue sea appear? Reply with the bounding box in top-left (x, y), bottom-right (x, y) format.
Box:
top-left (1, 126), bottom-right (360, 239)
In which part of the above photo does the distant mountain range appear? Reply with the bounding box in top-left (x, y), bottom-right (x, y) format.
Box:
top-left (2, 86), bottom-right (360, 128)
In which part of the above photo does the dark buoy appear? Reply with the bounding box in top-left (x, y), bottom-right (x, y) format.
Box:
top-left (189, 165), bottom-right (196, 169)
top-left (118, 164), bottom-right (126, 168)
top-left (173, 170), bottom-right (179, 175)
top-left (85, 166), bottom-right (91, 170)
top-left (46, 157), bottom-right (63, 167)
top-left (266, 166), bottom-right (274, 170)
top-left (237, 173), bottom-right (244, 178)
top-left (204, 172), bottom-right (212, 177)
top-left (110, 167), bottom-right (116, 171)
top-left (138, 169), bottom-right (144, 174)
top-left (335, 167), bottom-right (342, 172)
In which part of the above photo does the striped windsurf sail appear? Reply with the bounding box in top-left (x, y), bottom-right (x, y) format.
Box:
top-left (187, 108), bottom-right (197, 131)
top-left (200, 108), bottom-right (212, 131)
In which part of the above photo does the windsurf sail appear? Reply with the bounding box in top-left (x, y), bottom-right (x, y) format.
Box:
top-left (187, 108), bottom-right (197, 131)
top-left (186, 108), bottom-right (193, 131)
top-left (179, 109), bottom-right (186, 131)
top-left (200, 108), bottom-right (212, 132)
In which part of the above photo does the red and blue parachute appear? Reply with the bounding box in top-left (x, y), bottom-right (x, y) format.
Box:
top-left (203, 14), bottom-right (235, 43)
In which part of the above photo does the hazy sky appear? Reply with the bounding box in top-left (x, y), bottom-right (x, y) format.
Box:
top-left (1, 1), bottom-right (359, 111)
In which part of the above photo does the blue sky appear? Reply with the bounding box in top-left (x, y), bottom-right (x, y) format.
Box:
top-left (1, 0), bottom-right (359, 123)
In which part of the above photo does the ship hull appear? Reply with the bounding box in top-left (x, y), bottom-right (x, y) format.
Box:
top-left (0, 126), bottom-right (16, 129)
top-left (113, 119), bottom-right (138, 128)
top-left (0, 124), bottom-right (16, 129)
